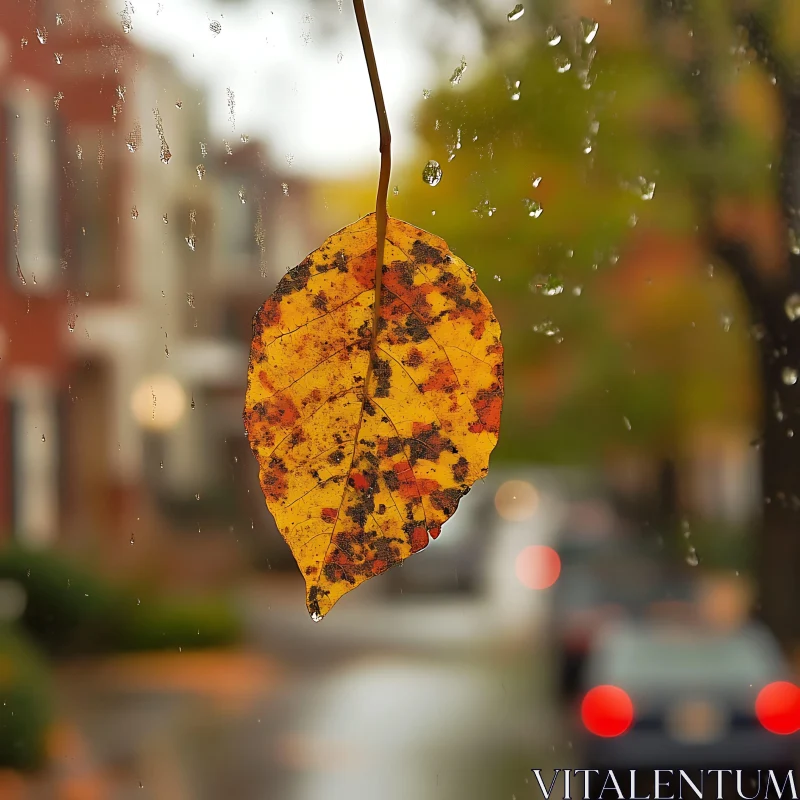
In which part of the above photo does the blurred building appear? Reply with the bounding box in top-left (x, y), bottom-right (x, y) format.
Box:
top-left (0, 0), bottom-right (320, 576)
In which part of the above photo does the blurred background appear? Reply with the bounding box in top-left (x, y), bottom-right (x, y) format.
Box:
top-left (1, 0), bottom-right (800, 797)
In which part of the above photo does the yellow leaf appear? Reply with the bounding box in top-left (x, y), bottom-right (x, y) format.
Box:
top-left (244, 213), bottom-right (503, 620)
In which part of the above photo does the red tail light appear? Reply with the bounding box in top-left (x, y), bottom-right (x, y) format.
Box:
top-left (756, 681), bottom-right (800, 735)
top-left (581, 685), bottom-right (634, 737)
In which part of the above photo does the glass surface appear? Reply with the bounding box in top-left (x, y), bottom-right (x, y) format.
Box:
top-left (1, 0), bottom-right (799, 796)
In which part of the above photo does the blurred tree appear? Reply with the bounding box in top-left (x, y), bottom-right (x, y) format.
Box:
top-left (314, 0), bottom-right (800, 651)
top-left (412, 0), bottom-right (797, 654)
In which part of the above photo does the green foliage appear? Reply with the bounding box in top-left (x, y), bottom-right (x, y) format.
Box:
top-left (0, 545), bottom-right (241, 655)
top-left (111, 595), bottom-right (242, 652)
top-left (377, 12), bottom-right (767, 465)
top-left (0, 625), bottom-right (54, 770)
top-left (0, 545), bottom-right (123, 656)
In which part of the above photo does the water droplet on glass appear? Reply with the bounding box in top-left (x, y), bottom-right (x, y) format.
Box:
top-left (131, 206), bottom-right (138, 220)
top-left (685, 547), bottom-right (699, 567)
top-left (790, 229), bottom-right (800, 256)
top-left (449, 57), bottom-right (468, 86)
top-left (493, 274), bottom-right (502, 282)
top-left (472, 199), bottom-right (496, 218)
top-left (186, 292), bottom-right (195, 308)
top-left (782, 367), bottom-right (798, 386)
top-left (546, 26), bottom-right (561, 46)
top-left (238, 187), bottom-right (246, 204)
top-left (196, 164), bottom-right (205, 180)
top-left (422, 89), bottom-right (431, 100)
top-left (581, 17), bottom-right (599, 44)
top-left (41, 434), bottom-right (46, 443)
top-left (54, 52), bottom-right (63, 65)
top-left (422, 160), bottom-right (442, 187)
top-left (310, 609), bottom-right (323, 623)
top-left (162, 214), bottom-right (169, 224)
top-left (195, 493), bottom-right (200, 501)
top-left (56, 13), bottom-right (64, 26)
top-left (160, 146), bottom-right (171, 164)
top-left (638, 177), bottom-right (656, 200)
top-left (572, 285), bottom-right (583, 297)
top-left (532, 175), bottom-right (542, 188)
top-left (532, 320), bottom-right (562, 341)
top-left (530, 274), bottom-right (563, 295)
top-left (281, 182), bottom-right (289, 196)
top-left (507, 4), bottom-right (524, 22)
top-left (175, 100), bottom-right (183, 109)
top-left (392, 186), bottom-right (399, 196)
top-left (785, 293), bottom-right (800, 321)
top-left (210, 20), bottom-right (222, 36)
top-left (623, 416), bottom-right (631, 431)
top-left (191, 396), bottom-right (196, 410)
top-left (509, 79), bottom-right (521, 101)
top-left (185, 235), bottom-right (196, 251)
top-left (36, 27), bottom-right (47, 44)
top-left (720, 313), bottom-right (733, 332)
top-left (523, 198), bottom-right (543, 218)
top-left (130, 533), bottom-right (135, 545)
top-left (554, 55), bottom-right (572, 73)
top-left (337, 51), bottom-right (344, 64)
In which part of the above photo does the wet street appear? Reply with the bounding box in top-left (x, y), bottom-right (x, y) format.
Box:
top-left (43, 575), bottom-right (564, 800)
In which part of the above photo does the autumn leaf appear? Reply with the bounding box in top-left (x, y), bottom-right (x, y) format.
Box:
top-left (243, 213), bottom-right (503, 619)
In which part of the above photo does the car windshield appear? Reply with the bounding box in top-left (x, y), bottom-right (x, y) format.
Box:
top-left (603, 628), bottom-right (780, 686)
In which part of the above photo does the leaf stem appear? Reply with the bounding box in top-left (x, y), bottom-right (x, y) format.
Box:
top-left (353, 0), bottom-right (391, 350)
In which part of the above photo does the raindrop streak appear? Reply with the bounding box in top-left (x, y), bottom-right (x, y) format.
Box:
top-left (131, 206), bottom-right (138, 220)
top-left (785, 293), bottom-right (800, 321)
top-left (153, 108), bottom-right (171, 164)
top-left (36, 27), bottom-right (47, 44)
top-left (686, 547), bottom-right (699, 567)
top-left (523, 198), bottom-right (543, 218)
top-left (449, 57), bottom-right (468, 86)
top-left (227, 87), bottom-right (236, 130)
top-left (281, 182), bottom-right (289, 196)
top-left (196, 164), bottom-right (206, 180)
top-left (623, 416), bottom-right (631, 431)
top-left (209, 19), bottom-right (222, 36)
top-left (238, 187), bottom-right (246, 204)
top-left (782, 367), bottom-right (798, 386)
top-left (546, 26), bottom-right (562, 46)
top-left (581, 17), bottom-right (599, 44)
top-left (507, 4), bottom-right (524, 22)
top-left (187, 292), bottom-right (195, 308)
top-left (422, 160), bottom-right (442, 187)
top-left (509, 79), bottom-right (521, 101)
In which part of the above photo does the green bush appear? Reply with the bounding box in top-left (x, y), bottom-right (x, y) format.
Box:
top-left (0, 545), bottom-right (241, 655)
top-left (0, 545), bottom-right (124, 656)
top-left (0, 625), bottom-right (54, 770)
top-left (112, 595), bottom-right (242, 652)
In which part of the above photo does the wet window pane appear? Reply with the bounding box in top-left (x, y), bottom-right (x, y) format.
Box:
top-left (1, 0), bottom-right (799, 796)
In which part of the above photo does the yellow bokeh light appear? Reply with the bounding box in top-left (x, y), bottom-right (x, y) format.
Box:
top-left (494, 479), bottom-right (539, 522)
top-left (130, 374), bottom-right (187, 431)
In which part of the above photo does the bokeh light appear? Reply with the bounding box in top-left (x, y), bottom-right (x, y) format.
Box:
top-left (581, 685), bottom-right (634, 737)
top-left (514, 545), bottom-right (561, 590)
top-left (130, 374), bottom-right (187, 431)
top-left (494, 480), bottom-right (539, 522)
top-left (756, 681), bottom-right (800, 735)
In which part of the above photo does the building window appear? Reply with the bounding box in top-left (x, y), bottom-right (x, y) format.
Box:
top-left (6, 84), bottom-right (59, 290)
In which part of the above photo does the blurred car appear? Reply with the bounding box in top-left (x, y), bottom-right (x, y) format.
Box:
top-left (381, 478), bottom-right (497, 597)
top-left (577, 620), bottom-right (799, 782)
top-left (549, 535), bottom-right (697, 699)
